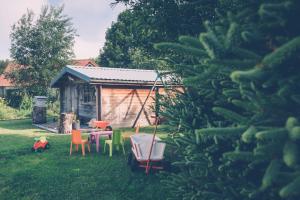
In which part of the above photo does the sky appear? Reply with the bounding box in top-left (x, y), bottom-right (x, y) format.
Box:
top-left (0, 0), bottom-right (126, 60)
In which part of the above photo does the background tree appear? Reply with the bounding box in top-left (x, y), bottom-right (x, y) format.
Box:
top-left (99, 0), bottom-right (218, 68)
top-left (7, 5), bottom-right (76, 95)
top-left (0, 59), bottom-right (9, 74)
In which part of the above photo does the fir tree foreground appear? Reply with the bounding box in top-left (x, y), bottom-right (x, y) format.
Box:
top-left (156, 0), bottom-right (300, 199)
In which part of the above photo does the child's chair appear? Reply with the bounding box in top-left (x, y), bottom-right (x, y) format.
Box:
top-left (104, 130), bottom-right (125, 157)
top-left (70, 130), bottom-right (90, 156)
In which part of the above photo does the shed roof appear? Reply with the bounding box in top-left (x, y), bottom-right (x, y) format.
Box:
top-left (51, 65), bottom-right (163, 87)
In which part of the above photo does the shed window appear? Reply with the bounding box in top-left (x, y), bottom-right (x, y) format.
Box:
top-left (83, 85), bottom-right (95, 103)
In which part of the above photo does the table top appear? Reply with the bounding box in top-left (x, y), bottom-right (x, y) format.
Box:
top-left (90, 130), bottom-right (113, 135)
top-left (80, 128), bottom-right (107, 131)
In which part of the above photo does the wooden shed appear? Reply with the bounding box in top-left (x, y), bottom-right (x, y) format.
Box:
top-left (51, 65), bottom-right (165, 127)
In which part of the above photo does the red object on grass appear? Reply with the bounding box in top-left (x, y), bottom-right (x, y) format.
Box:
top-left (32, 138), bottom-right (50, 152)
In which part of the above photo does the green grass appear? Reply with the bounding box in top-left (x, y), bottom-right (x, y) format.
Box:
top-left (0, 119), bottom-right (170, 200)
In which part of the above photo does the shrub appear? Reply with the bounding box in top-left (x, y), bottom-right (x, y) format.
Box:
top-left (0, 97), bottom-right (19, 120)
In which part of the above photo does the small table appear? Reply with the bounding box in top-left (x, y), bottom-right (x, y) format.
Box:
top-left (89, 130), bottom-right (113, 152)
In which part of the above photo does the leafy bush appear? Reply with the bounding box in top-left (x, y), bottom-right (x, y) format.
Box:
top-left (0, 98), bottom-right (20, 120)
top-left (47, 100), bottom-right (60, 118)
top-left (6, 89), bottom-right (23, 108)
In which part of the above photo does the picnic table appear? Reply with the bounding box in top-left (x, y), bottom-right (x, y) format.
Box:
top-left (80, 128), bottom-right (113, 152)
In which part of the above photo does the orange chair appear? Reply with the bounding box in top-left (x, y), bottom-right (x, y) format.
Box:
top-left (70, 130), bottom-right (91, 156)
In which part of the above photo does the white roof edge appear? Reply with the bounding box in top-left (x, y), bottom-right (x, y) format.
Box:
top-left (67, 65), bottom-right (158, 72)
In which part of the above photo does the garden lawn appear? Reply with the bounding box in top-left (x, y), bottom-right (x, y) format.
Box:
top-left (0, 119), bottom-right (169, 200)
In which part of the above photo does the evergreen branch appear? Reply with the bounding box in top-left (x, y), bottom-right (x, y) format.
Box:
top-left (231, 99), bottom-right (258, 112)
top-left (232, 48), bottom-right (261, 60)
top-left (212, 107), bottom-right (247, 123)
top-left (286, 117), bottom-right (299, 132)
top-left (283, 141), bottom-right (299, 168)
top-left (279, 176), bottom-right (300, 198)
top-left (178, 35), bottom-right (203, 49)
top-left (223, 151), bottom-right (261, 162)
top-left (262, 36), bottom-right (300, 69)
top-left (154, 42), bottom-right (207, 58)
top-left (225, 22), bottom-right (238, 49)
top-left (242, 126), bottom-right (257, 143)
top-left (254, 142), bottom-right (283, 159)
top-left (199, 32), bottom-right (224, 59)
top-left (255, 128), bottom-right (288, 140)
top-left (231, 68), bottom-right (266, 83)
top-left (222, 89), bottom-right (241, 98)
top-left (290, 127), bottom-right (300, 141)
top-left (196, 126), bottom-right (247, 138)
top-left (260, 159), bottom-right (281, 190)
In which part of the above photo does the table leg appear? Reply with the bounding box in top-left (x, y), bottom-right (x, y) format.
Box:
top-left (96, 134), bottom-right (100, 152)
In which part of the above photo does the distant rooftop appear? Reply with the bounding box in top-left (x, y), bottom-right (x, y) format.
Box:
top-left (0, 75), bottom-right (13, 87)
top-left (72, 59), bottom-right (98, 67)
top-left (51, 65), bottom-right (165, 87)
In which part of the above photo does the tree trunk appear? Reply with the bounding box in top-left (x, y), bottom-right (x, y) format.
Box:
top-left (58, 112), bottom-right (75, 134)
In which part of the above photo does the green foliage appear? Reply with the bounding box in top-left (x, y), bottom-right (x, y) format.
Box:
top-left (260, 159), bottom-right (281, 191)
top-left (279, 176), bottom-right (300, 198)
top-left (0, 59), bottom-right (9, 74)
top-left (8, 5), bottom-right (76, 96)
top-left (99, 0), bottom-right (219, 68)
top-left (157, 0), bottom-right (300, 199)
top-left (47, 100), bottom-right (60, 117)
top-left (0, 98), bottom-right (29, 120)
top-left (19, 93), bottom-right (33, 111)
top-left (0, 98), bottom-right (18, 120)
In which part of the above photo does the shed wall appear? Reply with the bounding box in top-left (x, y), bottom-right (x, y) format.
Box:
top-left (101, 87), bottom-right (157, 127)
top-left (60, 83), bottom-right (164, 127)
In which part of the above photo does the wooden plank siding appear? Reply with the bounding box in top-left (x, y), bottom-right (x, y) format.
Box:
top-left (60, 83), bottom-right (164, 127)
top-left (96, 85), bottom-right (102, 120)
top-left (101, 87), bottom-right (157, 127)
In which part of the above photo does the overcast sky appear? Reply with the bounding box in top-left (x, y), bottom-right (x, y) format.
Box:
top-left (0, 0), bottom-right (126, 60)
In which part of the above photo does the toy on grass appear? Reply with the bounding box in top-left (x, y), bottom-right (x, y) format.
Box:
top-left (31, 136), bottom-right (50, 152)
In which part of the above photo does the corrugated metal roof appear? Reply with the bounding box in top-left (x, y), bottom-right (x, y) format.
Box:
top-left (71, 65), bottom-right (158, 82)
top-left (51, 65), bottom-right (161, 87)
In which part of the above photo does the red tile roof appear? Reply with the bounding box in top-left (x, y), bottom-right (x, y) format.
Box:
top-left (3, 62), bottom-right (19, 73)
top-left (0, 59), bottom-right (98, 87)
top-left (72, 59), bottom-right (98, 67)
top-left (0, 62), bottom-right (19, 87)
top-left (0, 75), bottom-right (13, 87)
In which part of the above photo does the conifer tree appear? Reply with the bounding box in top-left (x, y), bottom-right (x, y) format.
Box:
top-left (156, 0), bottom-right (300, 199)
